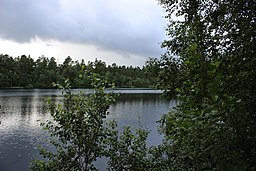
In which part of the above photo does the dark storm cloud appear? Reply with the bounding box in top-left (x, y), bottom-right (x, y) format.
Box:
top-left (0, 0), bottom-right (166, 57)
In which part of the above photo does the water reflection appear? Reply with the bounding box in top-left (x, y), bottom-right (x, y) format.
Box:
top-left (21, 97), bottom-right (32, 116)
top-left (0, 95), bottom-right (51, 171)
top-left (108, 94), bottom-right (177, 146)
top-left (0, 90), bottom-right (176, 171)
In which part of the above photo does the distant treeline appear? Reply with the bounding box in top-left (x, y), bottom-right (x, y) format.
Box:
top-left (0, 54), bottom-right (156, 89)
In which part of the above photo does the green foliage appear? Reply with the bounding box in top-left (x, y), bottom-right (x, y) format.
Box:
top-left (146, 55), bottom-right (182, 100)
top-left (17, 55), bottom-right (35, 87)
top-left (0, 55), bottom-right (154, 89)
top-left (30, 75), bottom-right (116, 170)
top-left (34, 56), bottom-right (59, 88)
top-left (104, 121), bottom-right (150, 171)
top-left (30, 71), bottom-right (155, 170)
top-left (0, 54), bottom-right (18, 87)
top-left (155, 0), bottom-right (256, 170)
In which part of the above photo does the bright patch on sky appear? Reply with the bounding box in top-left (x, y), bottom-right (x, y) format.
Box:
top-left (0, 0), bottom-right (167, 66)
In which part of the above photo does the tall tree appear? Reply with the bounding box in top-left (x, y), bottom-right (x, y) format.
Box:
top-left (48, 57), bottom-right (59, 85)
top-left (154, 0), bottom-right (256, 170)
top-left (16, 55), bottom-right (35, 87)
top-left (0, 54), bottom-right (18, 87)
top-left (34, 56), bottom-right (49, 87)
top-left (60, 56), bottom-right (78, 87)
top-left (30, 74), bottom-right (116, 170)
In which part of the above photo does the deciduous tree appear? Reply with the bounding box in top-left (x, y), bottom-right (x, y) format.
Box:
top-left (155, 0), bottom-right (256, 170)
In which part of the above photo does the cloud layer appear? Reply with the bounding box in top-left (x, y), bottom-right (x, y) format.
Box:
top-left (0, 0), bottom-right (166, 58)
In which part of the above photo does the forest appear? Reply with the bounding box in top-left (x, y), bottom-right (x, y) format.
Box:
top-left (0, 54), bottom-right (156, 89)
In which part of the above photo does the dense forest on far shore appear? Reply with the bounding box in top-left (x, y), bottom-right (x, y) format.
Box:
top-left (0, 54), bottom-right (156, 89)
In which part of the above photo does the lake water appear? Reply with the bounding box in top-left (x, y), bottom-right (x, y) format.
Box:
top-left (0, 89), bottom-right (177, 171)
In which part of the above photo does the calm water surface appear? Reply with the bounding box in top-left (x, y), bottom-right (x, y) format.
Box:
top-left (0, 89), bottom-right (177, 171)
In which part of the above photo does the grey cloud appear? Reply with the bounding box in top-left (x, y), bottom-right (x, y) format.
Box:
top-left (0, 0), bottom-right (166, 57)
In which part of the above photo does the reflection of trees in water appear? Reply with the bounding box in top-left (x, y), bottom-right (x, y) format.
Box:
top-left (0, 95), bottom-right (57, 171)
top-left (0, 96), bottom-right (8, 115)
top-left (36, 95), bottom-right (59, 116)
top-left (21, 97), bottom-right (32, 115)
top-left (20, 95), bottom-right (60, 116)
top-left (115, 94), bottom-right (173, 112)
top-left (108, 94), bottom-right (176, 129)
top-left (19, 96), bottom-right (60, 125)
top-left (117, 94), bottom-right (160, 102)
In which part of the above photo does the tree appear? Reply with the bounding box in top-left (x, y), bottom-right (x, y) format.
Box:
top-left (34, 56), bottom-right (50, 88)
top-left (48, 57), bottom-right (59, 85)
top-left (30, 71), bottom-right (154, 170)
top-left (146, 55), bottom-right (182, 99)
top-left (104, 121), bottom-right (150, 171)
top-left (0, 54), bottom-right (18, 88)
top-left (16, 55), bottom-right (35, 87)
top-left (60, 56), bottom-right (78, 87)
top-left (0, 53), bottom-right (155, 89)
top-left (154, 0), bottom-right (256, 170)
top-left (30, 75), bottom-right (116, 170)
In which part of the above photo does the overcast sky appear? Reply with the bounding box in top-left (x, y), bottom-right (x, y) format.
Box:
top-left (0, 0), bottom-right (167, 66)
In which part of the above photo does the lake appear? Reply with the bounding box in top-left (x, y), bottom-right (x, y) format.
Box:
top-left (0, 89), bottom-right (177, 171)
